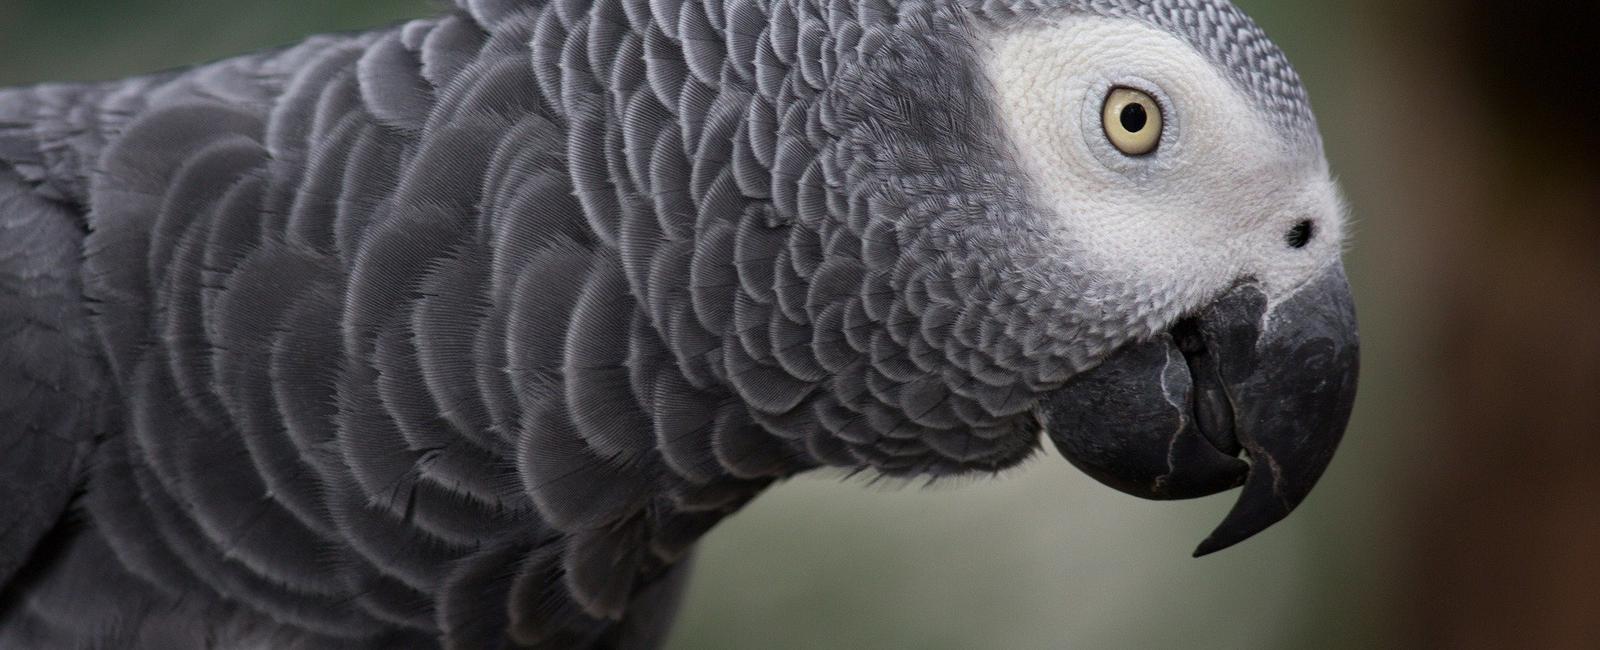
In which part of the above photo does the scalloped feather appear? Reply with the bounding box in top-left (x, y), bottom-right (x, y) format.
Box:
top-left (355, 32), bottom-right (435, 133)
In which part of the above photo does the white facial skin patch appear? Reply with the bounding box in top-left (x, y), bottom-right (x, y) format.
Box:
top-left (978, 16), bottom-right (1347, 335)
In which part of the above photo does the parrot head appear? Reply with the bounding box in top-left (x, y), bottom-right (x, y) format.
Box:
top-left (813, 1), bottom-right (1358, 556)
top-left (983, 10), bottom-right (1358, 555)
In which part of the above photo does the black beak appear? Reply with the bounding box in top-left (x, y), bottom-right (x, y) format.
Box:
top-left (1039, 264), bottom-right (1359, 556)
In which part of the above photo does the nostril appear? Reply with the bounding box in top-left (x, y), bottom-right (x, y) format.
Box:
top-left (1286, 220), bottom-right (1315, 249)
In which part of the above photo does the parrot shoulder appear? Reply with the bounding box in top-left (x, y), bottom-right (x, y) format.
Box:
top-left (0, 163), bottom-right (106, 592)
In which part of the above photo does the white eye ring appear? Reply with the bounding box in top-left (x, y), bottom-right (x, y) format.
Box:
top-left (1102, 87), bottom-right (1163, 156)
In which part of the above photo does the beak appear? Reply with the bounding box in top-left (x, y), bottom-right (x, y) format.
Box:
top-left (1039, 264), bottom-right (1359, 556)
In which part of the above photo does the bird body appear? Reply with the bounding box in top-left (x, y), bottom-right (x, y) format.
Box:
top-left (0, 1), bottom-right (1358, 647)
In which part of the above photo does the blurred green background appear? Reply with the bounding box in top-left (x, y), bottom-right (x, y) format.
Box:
top-left (3, 1), bottom-right (1596, 648)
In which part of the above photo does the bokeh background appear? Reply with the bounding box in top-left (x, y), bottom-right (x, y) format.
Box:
top-left (2, 0), bottom-right (1596, 647)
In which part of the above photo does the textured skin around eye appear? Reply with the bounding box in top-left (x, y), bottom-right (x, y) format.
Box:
top-left (0, 0), bottom-right (1316, 646)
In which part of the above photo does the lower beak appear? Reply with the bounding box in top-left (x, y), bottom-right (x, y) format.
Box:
top-left (1039, 264), bottom-right (1359, 556)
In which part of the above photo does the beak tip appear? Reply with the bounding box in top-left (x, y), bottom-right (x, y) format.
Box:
top-left (1190, 528), bottom-right (1247, 558)
top-left (1190, 526), bottom-right (1255, 558)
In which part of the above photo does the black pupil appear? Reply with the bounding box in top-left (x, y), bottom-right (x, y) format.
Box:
top-left (1287, 220), bottom-right (1315, 249)
top-left (1120, 102), bottom-right (1148, 133)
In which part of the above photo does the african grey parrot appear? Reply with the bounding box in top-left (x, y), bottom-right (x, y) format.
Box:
top-left (0, 0), bottom-right (1358, 646)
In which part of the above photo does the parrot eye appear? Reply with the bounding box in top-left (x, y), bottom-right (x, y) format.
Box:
top-left (1102, 87), bottom-right (1163, 156)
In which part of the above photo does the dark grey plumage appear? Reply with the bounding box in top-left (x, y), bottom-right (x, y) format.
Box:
top-left (0, 0), bottom-right (1319, 647)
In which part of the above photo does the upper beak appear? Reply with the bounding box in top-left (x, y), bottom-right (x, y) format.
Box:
top-left (1039, 264), bottom-right (1359, 556)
